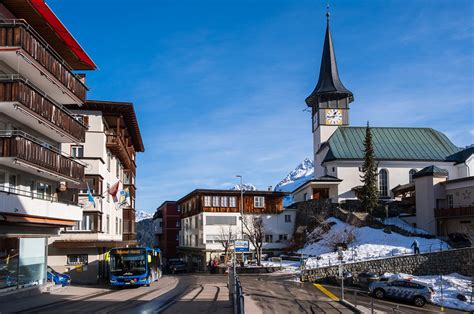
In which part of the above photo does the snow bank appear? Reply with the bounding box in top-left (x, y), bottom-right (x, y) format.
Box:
top-left (262, 260), bottom-right (301, 274)
top-left (383, 273), bottom-right (474, 312)
top-left (300, 217), bottom-right (449, 269)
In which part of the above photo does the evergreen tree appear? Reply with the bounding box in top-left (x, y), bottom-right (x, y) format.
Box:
top-left (359, 122), bottom-right (379, 212)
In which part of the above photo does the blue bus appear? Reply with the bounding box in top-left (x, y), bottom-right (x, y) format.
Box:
top-left (108, 247), bottom-right (162, 287)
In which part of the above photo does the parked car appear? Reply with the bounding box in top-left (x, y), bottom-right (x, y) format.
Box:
top-left (448, 233), bottom-right (471, 248)
top-left (47, 266), bottom-right (71, 286)
top-left (369, 279), bottom-right (434, 307)
top-left (168, 261), bottom-right (186, 274)
top-left (357, 272), bottom-right (380, 289)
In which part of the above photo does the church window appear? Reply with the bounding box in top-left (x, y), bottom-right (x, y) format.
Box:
top-left (379, 169), bottom-right (389, 197)
top-left (409, 169), bottom-right (417, 183)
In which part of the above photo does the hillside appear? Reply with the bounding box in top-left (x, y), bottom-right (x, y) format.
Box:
top-left (274, 158), bottom-right (314, 192)
top-left (136, 218), bottom-right (153, 247)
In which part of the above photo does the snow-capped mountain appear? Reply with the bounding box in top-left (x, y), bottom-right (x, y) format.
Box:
top-left (135, 210), bottom-right (153, 222)
top-left (274, 158), bottom-right (314, 192)
top-left (231, 183), bottom-right (257, 191)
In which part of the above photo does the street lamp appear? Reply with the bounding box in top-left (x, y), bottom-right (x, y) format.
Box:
top-left (236, 175), bottom-right (244, 239)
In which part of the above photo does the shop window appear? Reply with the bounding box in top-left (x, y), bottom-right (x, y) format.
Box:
top-left (67, 254), bottom-right (88, 265)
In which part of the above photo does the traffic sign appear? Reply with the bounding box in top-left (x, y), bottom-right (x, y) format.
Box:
top-left (234, 240), bottom-right (249, 252)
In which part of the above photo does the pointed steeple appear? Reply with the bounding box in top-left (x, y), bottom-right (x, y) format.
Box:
top-left (305, 11), bottom-right (353, 108)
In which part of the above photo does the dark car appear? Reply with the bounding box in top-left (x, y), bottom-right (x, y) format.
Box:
top-left (357, 272), bottom-right (380, 289)
top-left (448, 233), bottom-right (471, 248)
top-left (168, 261), bottom-right (186, 274)
top-left (369, 279), bottom-right (434, 307)
top-left (47, 266), bottom-right (71, 286)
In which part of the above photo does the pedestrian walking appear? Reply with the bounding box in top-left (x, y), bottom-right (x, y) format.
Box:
top-left (411, 239), bottom-right (420, 254)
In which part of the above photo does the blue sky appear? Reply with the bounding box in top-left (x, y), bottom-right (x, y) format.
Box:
top-left (49, 0), bottom-right (473, 213)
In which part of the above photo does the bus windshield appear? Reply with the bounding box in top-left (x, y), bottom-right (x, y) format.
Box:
top-left (110, 248), bottom-right (147, 276)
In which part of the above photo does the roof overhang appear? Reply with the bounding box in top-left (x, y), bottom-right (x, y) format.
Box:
top-left (2, 0), bottom-right (96, 70)
top-left (291, 176), bottom-right (342, 194)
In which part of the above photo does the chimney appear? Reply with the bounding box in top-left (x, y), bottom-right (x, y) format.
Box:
top-left (268, 186), bottom-right (272, 191)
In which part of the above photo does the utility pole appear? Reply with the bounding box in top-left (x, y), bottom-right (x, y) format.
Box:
top-left (236, 175), bottom-right (244, 265)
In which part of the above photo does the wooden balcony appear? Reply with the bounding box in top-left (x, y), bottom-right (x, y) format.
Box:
top-left (106, 131), bottom-right (136, 174)
top-left (435, 206), bottom-right (474, 219)
top-left (0, 78), bottom-right (87, 142)
top-left (0, 20), bottom-right (87, 102)
top-left (0, 131), bottom-right (84, 183)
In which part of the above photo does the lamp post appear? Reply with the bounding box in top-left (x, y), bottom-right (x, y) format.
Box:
top-left (236, 175), bottom-right (244, 265)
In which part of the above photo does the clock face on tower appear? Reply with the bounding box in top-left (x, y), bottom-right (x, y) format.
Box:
top-left (325, 109), bottom-right (343, 125)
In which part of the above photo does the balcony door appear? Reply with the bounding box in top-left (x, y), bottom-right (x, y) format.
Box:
top-left (313, 188), bottom-right (329, 200)
top-left (8, 174), bottom-right (16, 193)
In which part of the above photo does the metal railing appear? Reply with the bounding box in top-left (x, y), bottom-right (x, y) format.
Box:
top-left (0, 184), bottom-right (79, 206)
top-left (228, 260), bottom-right (245, 314)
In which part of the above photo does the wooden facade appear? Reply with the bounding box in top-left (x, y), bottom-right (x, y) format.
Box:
top-left (0, 133), bottom-right (84, 182)
top-left (435, 206), bottom-right (474, 219)
top-left (178, 189), bottom-right (287, 218)
top-left (0, 79), bottom-right (87, 141)
top-left (0, 22), bottom-right (87, 101)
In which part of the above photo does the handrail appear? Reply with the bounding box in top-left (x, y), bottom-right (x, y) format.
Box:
top-left (0, 19), bottom-right (85, 83)
top-left (0, 74), bottom-right (88, 129)
top-left (0, 184), bottom-right (80, 206)
top-left (0, 130), bottom-right (86, 166)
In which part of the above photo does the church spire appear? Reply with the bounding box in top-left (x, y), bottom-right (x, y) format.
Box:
top-left (305, 9), bottom-right (353, 108)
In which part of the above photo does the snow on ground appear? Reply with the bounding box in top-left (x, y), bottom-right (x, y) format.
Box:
top-left (382, 217), bottom-right (431, 235)
top-left (382, 273), bottom-right (474, 312)
top-left (261, 260), bottom-right (301, 274)
top-left (300, 217), bottom-right (449, 269)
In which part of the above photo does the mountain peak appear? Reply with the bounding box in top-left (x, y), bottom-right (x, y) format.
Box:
top-left (274, 158), bottom-right (314, 192)
top-left (231, 183), bottom-right (257, 191)
top-left (135, 210), bottom-right (153, 222)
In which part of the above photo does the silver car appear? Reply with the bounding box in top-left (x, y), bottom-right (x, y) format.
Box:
top-left (369, 279), bottom-right (434, 307)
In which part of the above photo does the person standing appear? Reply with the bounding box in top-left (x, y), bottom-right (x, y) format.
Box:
top-left (411, 240), bottom-right (420, 254)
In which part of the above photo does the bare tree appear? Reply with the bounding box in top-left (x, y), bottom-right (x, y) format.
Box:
top-left (217, 225), bottom-right (236, 264)
top-left (242, 215), bottom-right (265, 266)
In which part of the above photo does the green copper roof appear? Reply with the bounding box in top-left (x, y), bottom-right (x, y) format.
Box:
top-left (445, 147), bottom-right (474, 164)
top-left (412, 165), bottom-right (449, 179)
top-left (323, 127), bottom-right (460, 163)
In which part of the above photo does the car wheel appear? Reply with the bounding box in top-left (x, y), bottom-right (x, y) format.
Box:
top-left (374, 288), bottom-right (385, 299)
top-left (413, 296), bottom-right (425, 307)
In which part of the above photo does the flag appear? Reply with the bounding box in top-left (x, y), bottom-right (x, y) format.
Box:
top-left (108, 181), bottom-right (120, 202)
top-left (117, 187), bottom-right (131, 210)
top-left (86, 182), bottom-right (96, 208)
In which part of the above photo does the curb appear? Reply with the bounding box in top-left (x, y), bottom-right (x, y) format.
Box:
top-left (339, 299), bottom-right (362, 314)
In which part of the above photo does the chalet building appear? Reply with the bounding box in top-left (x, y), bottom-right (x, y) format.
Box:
top-left (0, 1), bottom-right (96, 292)
top-left (177, 189), bottom-right (295, 271)
top-left (48, 100), bottom-right (144, 284)
top-left (152, 201), bottom-right (180, 261)
top-left (292, 11), bottom-right (473, 236)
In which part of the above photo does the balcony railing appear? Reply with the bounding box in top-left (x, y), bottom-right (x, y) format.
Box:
top-left (0, 184), bottom-right (79, 206)
top-left (0, 76), bottom-right (87, 141)
top-left (0, 20), bottom-right (87, 101)
top-left (106, 131), bottom-right (136, 174)
top-left (435, 206), bottom-right (474, 218)
top-left (0, 130), bottom-right (85, 182)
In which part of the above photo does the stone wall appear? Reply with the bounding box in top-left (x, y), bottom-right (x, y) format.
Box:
top-left (301, 247), bottom-right (473, 282)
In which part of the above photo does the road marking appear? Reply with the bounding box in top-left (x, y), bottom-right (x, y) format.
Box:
top-left (313, 283), bottom-right (340, 302)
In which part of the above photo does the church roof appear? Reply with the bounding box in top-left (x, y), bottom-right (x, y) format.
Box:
top-left (445, 146), bottom-right (474, 165)
top-left (323, 127), bottom-right (460, 163)
top-left (306, 13), bottom-right (353, 107)
top-left (412, 166), bottom-right (449, 179)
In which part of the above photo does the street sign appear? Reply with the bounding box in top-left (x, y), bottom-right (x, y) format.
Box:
top-left (234, 240), bottom-right (249, 252)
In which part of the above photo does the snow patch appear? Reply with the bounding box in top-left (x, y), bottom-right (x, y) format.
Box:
top-left (300, 217), bottom-right (449, 268)
top-left (135, 210), bottom-right (153, 222)
top-left (231, 183), bottom-right (257, 191)
top-left (274, 158), bottom-right (314, 192)
top-left (383, 217), bottom-right (431, 235)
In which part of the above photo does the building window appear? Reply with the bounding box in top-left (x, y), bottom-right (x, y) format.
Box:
top-left (67, 254), bottom-right (88, 265)
top-left (220, 196), bottom-right (228, 207)
top-left (409, 169), bottom-right (417, 183)
top-left (447, 194), bottom-right (453, 208)
top-left (229, 197), bottom-right (237, 208)
top-left (279, 234), bottom-right (288, 241)
top-left (107, 151), bottom-right (112, 171)
top-left (71, 145), bottom-right (84, 158)
top-left (379, 169), bottom-right (389, 197)
top-left (106, 215), bottom-right (110, 234)
top-left (107, 183), bottom-right (111, 202)
top-left (115, 217), bottom-right (119, 234)
top-left (36, 182), bottom-right (51, 200)
top-left (81, 213), bottom-right (95, 231)
top-left (254, 196), bottom-right (265, 208)
top-left (304, 193), bottom-right (308, 201)
top-left (80, 177), bottom-right (95, 194)
top-left (116, 161), bottom-right (121, 179)
top-left (176, 220), bottom-right (180, 228)
top-left (212, 196), bottom-right (220, 207)
top-left (119, 219), bottom-right (122, 234)
top-left (206, 216), bottom-right (237, 225)
top-left (204, 196), bottom-right (211, 207)
top-left (264, 234), bottom-right (273, 243)
top-left (285, 215), bottom-right (292, 222)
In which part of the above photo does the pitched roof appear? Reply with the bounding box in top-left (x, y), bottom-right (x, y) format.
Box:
top-left (323, 127), bottom-right (460, 163)
top-left (445, 147), bottom-right (474, 165)
top-left (412, 165), bottom-right (449, 179)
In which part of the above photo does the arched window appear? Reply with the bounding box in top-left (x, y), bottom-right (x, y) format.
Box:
top-left (379, 169), bottom-right (389, 197)
top-left (409, 169), bottom-right (417, 183)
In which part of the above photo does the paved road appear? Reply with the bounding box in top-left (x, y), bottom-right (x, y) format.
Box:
top-left (240, 273), bottom-right (354, 313)
top-left (0, 274), bottom-right (231, 314)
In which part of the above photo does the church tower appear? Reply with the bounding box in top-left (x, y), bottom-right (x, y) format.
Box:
top-left (306, 11), bottom-right (354, 166)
